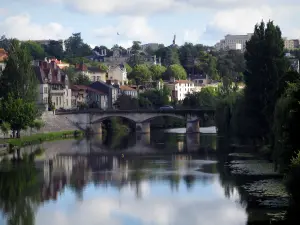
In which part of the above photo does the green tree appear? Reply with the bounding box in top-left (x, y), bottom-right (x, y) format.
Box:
top-left (0, 122), bottom-right (10, 138)
top-left (63, 66), bottom-right (77, 84)
top-left (244, 20), bottom-right (288, 143)
top-left (0, 39), bottom-right (38, 102)
top-left (64, 33), bottom-right (92, 58)
top-left (129, 64), bottom-right (152, 85)
top-left (164, 64), bottom-right (187, 80)
top-left (74, 74), bottom-right (91, 85)
top-left (139, 86), bottom-right (171, 108)
top-left (44, 40), bottom-right (64, 59)
top-left (149, 65), bottom-right (167, 80)
top-left (0, 35), bottom-right (11, 51)
top-left (165, 47), bottom-right (180, 66)
top-left (114, 94), bottom-right (138, 110)
top-left (0, 95), bottom-right (37, 138)
top-left (183, 87), bottom-right (218, 108)
top-left (21, 41), bottom-right (46, 60)
top-left (128, 41), bottom-right (145, 66)
top-left (125, 63), bottom-right (133, 75)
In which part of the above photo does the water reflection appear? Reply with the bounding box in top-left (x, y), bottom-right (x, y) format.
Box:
top-left (0, 133), bottom-right (251, 225)
top-left (82, 131), bottom-right (217, 154)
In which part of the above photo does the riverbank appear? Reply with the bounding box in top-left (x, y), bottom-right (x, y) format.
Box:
top-left (0, 130), bottom-right (83, 150)
top-left (222, 145), bottom-right (289, 223)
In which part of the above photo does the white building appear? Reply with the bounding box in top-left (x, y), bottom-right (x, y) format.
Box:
top-left (107, 64), bottom-right (127, 85)
top-left (165, 78), bottom-right (195, 101)
top-left (75, 63), bottom-right (107, 82)
top-left (33, 59), bottom-right (72, 110)
top-left (283, 38), bottom-right (300, 50)
top-left (118, 85), bottom-right (138, 98)
top-left (215, 33), bottom-right (253, 52)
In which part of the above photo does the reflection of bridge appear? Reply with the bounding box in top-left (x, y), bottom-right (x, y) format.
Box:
top-left (56, 109), bottom-right (215, 134)
top-left (65, 133), bottom-right (203, 154)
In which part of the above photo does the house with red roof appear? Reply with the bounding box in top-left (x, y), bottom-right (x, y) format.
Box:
top-left (32, 59), bottom-right (72, 110)
top-left (71, 85), bottom-right (108, 109)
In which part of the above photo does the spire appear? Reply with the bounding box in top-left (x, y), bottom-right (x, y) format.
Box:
top-left (173, 34), bottom-right (176, 46)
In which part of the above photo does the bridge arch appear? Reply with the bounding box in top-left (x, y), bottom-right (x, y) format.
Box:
top-left (92, 115), bottom-right (136, 124)
top-left (141, 114), bottom-right (185, 123)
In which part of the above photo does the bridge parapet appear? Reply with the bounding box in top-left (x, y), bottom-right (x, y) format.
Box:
top-left (55, 108), bottom-right (215, 134)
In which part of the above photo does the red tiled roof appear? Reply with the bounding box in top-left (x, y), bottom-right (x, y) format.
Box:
top-left (119, 85), bottom-right (136, 91)
top-left (174, 80), bottom-right (193, 84)
top-left (0, 48), bottom-right (8, 62)
top-left (71, 85), bottom-right (106, 95)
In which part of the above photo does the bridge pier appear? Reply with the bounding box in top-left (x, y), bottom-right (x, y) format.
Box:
top-left (186, 115), bottom-right (200, 133)
top-left (91, 122), bottom-right (102, 134)
top-left (136, 122), bottom-right (150, 133)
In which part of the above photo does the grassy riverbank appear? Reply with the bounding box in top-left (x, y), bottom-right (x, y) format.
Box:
top-left (1, 130), bottom-right (84, 148)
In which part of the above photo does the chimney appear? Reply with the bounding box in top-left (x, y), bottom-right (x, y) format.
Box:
top-left (170, 77), bottom-right (175, 83)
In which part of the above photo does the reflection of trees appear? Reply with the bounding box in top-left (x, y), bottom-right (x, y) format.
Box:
top-left (102, 133), bottom-right (136, 150)
top-left (68, 161), bottom-right (90, 201)
top-left (0, 160), bottom-right (41, 225)
top-left (183, 175), bottom-right (196, 190)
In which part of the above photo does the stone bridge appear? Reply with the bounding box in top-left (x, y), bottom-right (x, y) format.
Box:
top-left (55, 108), bottom-right (215, 134)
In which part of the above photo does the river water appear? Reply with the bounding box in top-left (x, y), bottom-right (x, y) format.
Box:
top-left (0, 129), bottom-right (286, 225)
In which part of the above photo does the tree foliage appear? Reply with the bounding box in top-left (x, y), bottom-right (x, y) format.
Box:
top-left (21, 41), bottom-right (46, 60)
top-left (129, 64), bottom-right (152, 85)
top-left (64, 33), bottom-right (92, 58)
top-left (0, 95), bottom-right (37, 137)
top-left (183, 87), bottom-right (218, 108)
top-left (0, 39), bottom-right (38, 102)
top-left (73, 74), bottom-right (91, 86)
top-left (164, 64), bottom-right (187, 80)
top-left (244, 20), bottom-right (287, 142)
top-left (149, 65), bottom-right (166, 80)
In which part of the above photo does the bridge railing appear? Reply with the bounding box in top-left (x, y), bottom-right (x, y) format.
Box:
top-left (55, 108), bottom-right (215, 115)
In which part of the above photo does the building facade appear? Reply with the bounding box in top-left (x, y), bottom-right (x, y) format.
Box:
top-left (283, 38), bottom-right (300, 50)
top-left (75, 63), bottom-right (107, 82)
top-left (118, 85), bottom-right (138, 98)
top-left (71, 85), bottom-right (108, 109)
top-left (215, 33), bottom-right (253, 52)
top-left (165, 78), bottom-right (195, 101)
top-left (33, 59), bottom-right (72, 110)
top-left (107, 64), bottom-right (127, 85)
top-left (89, 81), bottom-right (118, 109)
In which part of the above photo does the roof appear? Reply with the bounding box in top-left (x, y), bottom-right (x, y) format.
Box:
top-left (119, 85), bottom-right (136, 91)
top-left (173, 80), bottom-right (193, 84)
top-left (32, 61), bottom-right (68, 85)
top-left (0, 48), bottom-right (8, 62)
top-left (72, 85), bottom-right (107, 95)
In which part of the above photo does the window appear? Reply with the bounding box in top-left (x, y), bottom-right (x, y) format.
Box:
top-left (56, 97), bottom-right (58, 106)
top-left (44, 86), bottom-right (48, 93)
top-left (93, 76), bottom-right (96, 81)
top-left (59, 97), bottom-right (62, 105)
top-left (97, 76), bottom-right (100, 81)
top-left (43, 97), bottom-right (48, 104)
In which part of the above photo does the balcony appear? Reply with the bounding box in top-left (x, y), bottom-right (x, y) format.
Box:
top-left (50, 89), bottom-right (65, 95)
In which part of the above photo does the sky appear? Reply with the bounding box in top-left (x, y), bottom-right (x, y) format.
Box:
top-left (33, 178), bottom-right (246, 225)
top-left (0, 0), bottom-right (299, 48)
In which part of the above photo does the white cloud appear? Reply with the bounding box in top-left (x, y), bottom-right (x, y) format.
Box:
top-left (36, 183), bottom-right (247, 225)
top-left (0, 13), bottom-right (72, 40)
top-left (93, 16), bottom-right (160, 48)
top-left (202, 5), bottom-right (300, 44)
top-left (40, 0), bottom-right (300, 15)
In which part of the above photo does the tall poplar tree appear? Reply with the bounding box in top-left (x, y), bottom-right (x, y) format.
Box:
top-left (244, 21), bottom-right (287, 143)
top-left (0, 39), bottom-right (38, 102)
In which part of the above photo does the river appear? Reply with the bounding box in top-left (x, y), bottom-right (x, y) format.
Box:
top-left (0, 129), bottom-right (291, 225)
